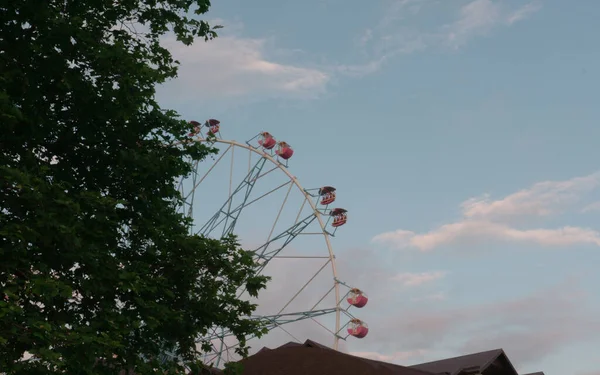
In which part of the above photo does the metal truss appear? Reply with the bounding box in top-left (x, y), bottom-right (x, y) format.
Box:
top-left (198, 157), bottom-right (267, 238)
top-left (252, 213), bottom-right (317, 272)
top-left (198, 308), bottom-right (338, 344)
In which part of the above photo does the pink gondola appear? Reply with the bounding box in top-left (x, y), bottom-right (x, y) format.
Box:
top-left (258, 132), bottom-right (277, 150)
top-left (205, 119), bottom-right (220, 135)
top-left (188, 120), bottom-right (201, 136)
top-left (330, 208), bottom-right (347, 228)
top-left (319, 186), bottom-right (336, 205)
top-left (347, 288), bottom-right (368, 308)
top-left (347, 319), bottom-right (369, 339)
top-left (276, 141), bottom-right (294, 160)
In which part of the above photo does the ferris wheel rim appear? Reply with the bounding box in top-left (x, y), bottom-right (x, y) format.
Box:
top-left (190, 136), bottom-right (342, 352)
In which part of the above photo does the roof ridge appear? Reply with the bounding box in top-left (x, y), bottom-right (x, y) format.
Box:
top-left (410, 348), bottom-right (504, 367)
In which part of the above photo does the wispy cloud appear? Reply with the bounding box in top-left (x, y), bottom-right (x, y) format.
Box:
top-left (357, 28), bottom-right (374, 47)
top-left (335, 57), bottom-right (388, 77)
top-left (373, 171), bottom-right (600, 251)
top-left (353, 0), bottom-right (542, 74)
top-left (376, 222), bottom-right (600, 251)
top-left (507, 1), bottom-right (543, 25)
top-left (443, 0), bottom-right (543, 48)
top-left (462, 172), bottom-right (600, 221)
top-left (391, 271), bottom-right (447, 286)
top-left (159, 21), bottom-right (329, 101)
top-left (443, 0), bottom-right (504, 48)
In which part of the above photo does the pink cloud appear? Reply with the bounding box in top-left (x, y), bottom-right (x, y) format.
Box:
top-left (365, 279), bottom-right (600, 366)
top-left (461, 171), bottom-right (600, 221)
top-left (372, 171), bottom-right (600, 251)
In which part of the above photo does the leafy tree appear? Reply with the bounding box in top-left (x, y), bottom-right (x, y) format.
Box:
top-left (0, 0), bottom-right (268, 373)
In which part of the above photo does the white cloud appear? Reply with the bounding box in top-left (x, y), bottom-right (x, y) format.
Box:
top-left (373, 171), bottom-right (600, 251)
top-left (507, 1), bottom-right (543, 25)
top-left (443, 0), bottom-right (542, 48)
top-left (391, 271), bottom-right (447, 286)
top-left (159, 23), bottom-right (329, 101)
top-left (373, 221), bottom-right (600, 251)
top-left (462, 172), bottom-right (600, 221)
top-left (356, 0), bottom-right (542, 73)
top-left (336, 57), bottom-right (388, 77)
top-left (444, 0), bottom-right (502, 47)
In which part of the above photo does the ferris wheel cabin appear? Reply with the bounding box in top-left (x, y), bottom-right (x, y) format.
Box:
top-left (205, 119), bottom-right (220, 134)
top-left (347, 319), bottom-right (369, 339)
top-left (347, 288), bottom-right (368, 308)
top-left (330, 208), bottom-right (348, 227)
top-left (319, 186), bottom-right (336, 205)
top-left (276, 141), bottom-right (294, 160)
top-left (188, 120), bottom-right (201, 136)
top-left (258, 132), bottom-right (277, 150)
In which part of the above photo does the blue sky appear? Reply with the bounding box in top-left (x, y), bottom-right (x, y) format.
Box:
top-left (156, 1), bottom-right (600, 374)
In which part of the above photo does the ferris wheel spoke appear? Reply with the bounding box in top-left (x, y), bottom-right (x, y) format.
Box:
top-left (309, 315), bottom-right (337, 336)
top-left (311, 283), bottom-right (336, 311)
top-left (253, 214), bottom-right (317, 272)
top-left (239, 181), bottom-right (291, 209)
top-left (183, 144), bottom-right (233, 203)
top-left (203, 180), bottom-right (292, 237)
top-left (228, 143), bottom-right (235, 198)
top-left (198, 157), bottom-right (268, 237)
top-left (293, 197), bottom-right (308, 225)
top-left (255, 165), bottom-right (280, 180)
top-left (205, 185), bottom-right (305, 318)
top-left (201, 308), bottom-right (340, 365)
top-left (276, 259), bottom-right (331, 315)
top-left (186, 159), bottom-right (202, 219)
top-left (248, 147), bottom-right (252, 173)
top-left (273, 323), bottom-right (301, 343)
top-left (265, 181), bottom-right (294, 244)
top-left (198, 308), bottom-right (338, 344)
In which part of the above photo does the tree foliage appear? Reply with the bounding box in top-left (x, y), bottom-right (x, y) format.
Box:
top-left (0, 0), bottom-right (268, 373)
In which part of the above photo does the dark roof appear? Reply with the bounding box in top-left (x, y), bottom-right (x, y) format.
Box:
top-left (237, 339), bottom-right (437, 375)
top-left (410, 349), bottom-right (518, 375)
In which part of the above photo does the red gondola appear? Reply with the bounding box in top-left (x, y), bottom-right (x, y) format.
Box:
top-left (188, 120), bottom-right (201, 136)
top-left (330, 208), bottom-right (347, 227)
top-left (347, 319), bottom-right (369, 339)
top-left (276, 141), bottom-right (294, 160)
top-left (319, 186), bottom-right (336, 205)
top-left (347, 288), bottom-right (368, 308)
top-left (258, 132), bottom-right (276, 150)
top-left (205, 119), bottom-right (220, 135)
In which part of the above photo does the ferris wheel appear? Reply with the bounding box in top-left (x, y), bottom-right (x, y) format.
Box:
top-left (173, 119), bottom-right (370, 367)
